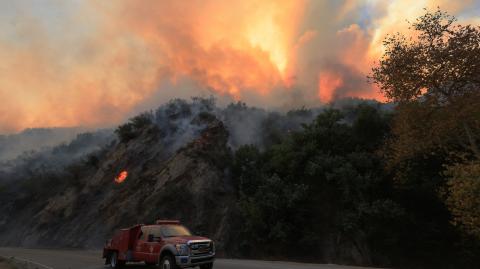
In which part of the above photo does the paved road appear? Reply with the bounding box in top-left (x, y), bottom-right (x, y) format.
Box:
top-left (0, 248), bottom-right (377, 269)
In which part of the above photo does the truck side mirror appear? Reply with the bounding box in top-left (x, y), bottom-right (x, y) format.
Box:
top-left (147, 234), bottom-right (154, 242)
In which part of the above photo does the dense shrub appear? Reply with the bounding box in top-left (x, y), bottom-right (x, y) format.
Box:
top-left (233, 105), bottom-right (398, 262)
top-left (115, 112), bottom-right (154, 143)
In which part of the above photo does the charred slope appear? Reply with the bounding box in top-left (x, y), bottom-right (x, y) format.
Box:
top-left (0, 116), bottom-right (235, 250)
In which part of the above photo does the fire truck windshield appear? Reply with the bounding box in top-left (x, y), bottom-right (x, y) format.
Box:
top-left (157, 225), bottom-right (192, 237)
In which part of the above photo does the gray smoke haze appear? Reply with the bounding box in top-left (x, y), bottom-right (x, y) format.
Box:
top-left (0, 129), bottom-right (113, 182)
top-left (0, 127), bottom-right (90, 162)
top-left (149, 97), bottom-right (331, 152)
top-left (152, 97), bottom-right (218, 153)
top-left (148, 96), bottom-right (391, 153)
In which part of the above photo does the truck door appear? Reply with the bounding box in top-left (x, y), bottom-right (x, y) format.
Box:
top-left (144, 227), bottom-right (162, 264)
top-left (133, 226), bottom-right (150, 262)
top-left (149, 226), bottom-right (165, 262)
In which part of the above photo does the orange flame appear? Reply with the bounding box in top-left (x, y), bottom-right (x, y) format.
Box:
top-left (318, 71), bottom-right (343, 103)
top-left (114, 170), bottom-right (128, 184)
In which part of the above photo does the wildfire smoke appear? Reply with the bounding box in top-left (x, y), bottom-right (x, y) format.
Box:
top-left (0, 0), bottom-right (478, 133)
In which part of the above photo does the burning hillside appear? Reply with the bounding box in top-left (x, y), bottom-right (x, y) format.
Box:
top-left (0, 97), bottom-right (386, 253)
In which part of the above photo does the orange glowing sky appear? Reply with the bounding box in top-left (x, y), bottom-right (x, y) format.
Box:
top-left (1, 0), bottom-right (479, 133)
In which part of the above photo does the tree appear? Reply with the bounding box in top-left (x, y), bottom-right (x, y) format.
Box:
top-left (371, 9), bottom-right (480, 242)
top-left (371, 9), bottom-right (480, 160)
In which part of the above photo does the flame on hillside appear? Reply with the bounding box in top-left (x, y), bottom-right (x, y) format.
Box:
top-left (114, 170), bottom-right (128, 184)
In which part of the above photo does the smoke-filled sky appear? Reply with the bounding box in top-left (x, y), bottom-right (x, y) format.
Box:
top-left (1, 0), bottom-right (479, 133)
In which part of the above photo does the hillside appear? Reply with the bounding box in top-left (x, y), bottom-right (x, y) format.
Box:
top-left (0, 97), bottom-right (479, 268)
top-left (0, 108), bottom-right (234, 250)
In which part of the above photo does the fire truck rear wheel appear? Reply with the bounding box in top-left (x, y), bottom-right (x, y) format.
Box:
top-left (159, 254), bottom-right (178, 269)
top-left (109, 252), bottom-right (122, 268)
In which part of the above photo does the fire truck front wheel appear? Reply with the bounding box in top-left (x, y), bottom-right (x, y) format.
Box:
top-left (159, 254), bottom-right (178, 269)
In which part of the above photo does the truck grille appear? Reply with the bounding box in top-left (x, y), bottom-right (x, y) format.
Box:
top-left (191, 256), bottom-right (214, 264)
top-left (189, 241), bottom-right (212, 256)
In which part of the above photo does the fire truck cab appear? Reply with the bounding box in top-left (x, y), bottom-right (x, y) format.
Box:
top-left (103, 220), bottom-right (215, 269)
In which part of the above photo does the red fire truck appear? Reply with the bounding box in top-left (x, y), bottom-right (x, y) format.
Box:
top-left (103, 220), bottom-right (215, 269)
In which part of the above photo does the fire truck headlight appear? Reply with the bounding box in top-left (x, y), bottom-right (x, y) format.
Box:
top-left (175, 244), bottom-right (189, 256)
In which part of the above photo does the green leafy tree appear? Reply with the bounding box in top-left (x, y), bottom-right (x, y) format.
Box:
top-left (371, 9), bottom-right (480, 161)
top-left (371, 8), bottom-right (480, 246)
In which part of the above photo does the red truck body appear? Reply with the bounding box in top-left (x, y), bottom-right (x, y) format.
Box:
top-left (108, 225), bottom-right (142, 261)
top-left (103, 220), bottom-right (215, 269)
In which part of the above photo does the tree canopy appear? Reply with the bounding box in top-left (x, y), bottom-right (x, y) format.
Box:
top-left (371, 8), bottom-right (480, 244)
top-left (371, 9), bottom-right (480, 104)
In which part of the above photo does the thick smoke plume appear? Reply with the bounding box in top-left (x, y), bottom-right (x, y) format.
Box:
top-left (0, 1), bottom-right (478, 133)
